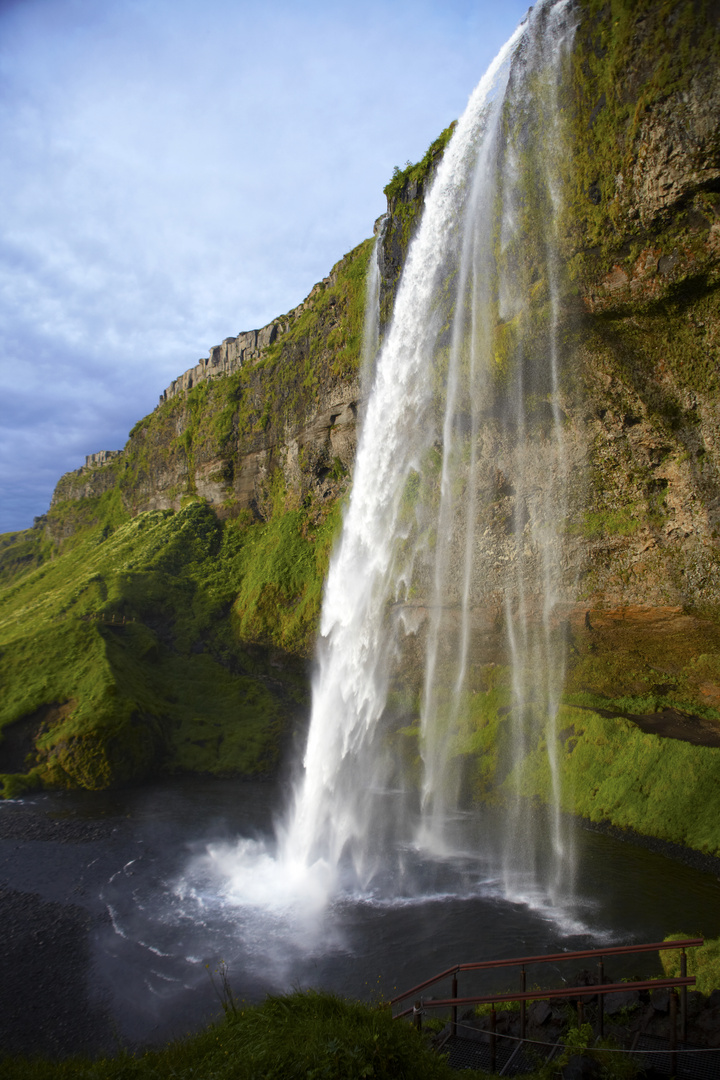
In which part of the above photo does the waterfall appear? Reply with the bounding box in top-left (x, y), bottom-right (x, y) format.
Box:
top-left (277, 0), bottom-right (578, 905)
top-left (359, 214), bottom-right (386, 399)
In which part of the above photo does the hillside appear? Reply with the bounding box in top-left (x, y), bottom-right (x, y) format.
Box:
top-left (1, 0), bottom-right (720, 858)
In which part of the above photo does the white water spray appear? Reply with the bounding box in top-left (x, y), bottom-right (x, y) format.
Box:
top-left (278, 0), bottom-right (577, 894)
top-left (210, 0), bottom-right (579, 917)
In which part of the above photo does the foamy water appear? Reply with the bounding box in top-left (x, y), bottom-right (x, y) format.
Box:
top-left (201, 0), bottom-right (579, 925)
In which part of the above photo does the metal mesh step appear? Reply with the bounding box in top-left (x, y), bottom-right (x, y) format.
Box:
top-left (633, 1035), bottom-right (720, 1080)
top-left (442, 1032), bottom-right (720, 1078)
top-left (442, 1034), bottom-right (555, 1074)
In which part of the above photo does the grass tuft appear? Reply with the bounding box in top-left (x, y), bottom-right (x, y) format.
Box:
top-left (0, 990), bottom-right (491, 1080)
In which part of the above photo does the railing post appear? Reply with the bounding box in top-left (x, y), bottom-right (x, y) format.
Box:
top-left (681, 949), bottom-right (687, 1044)
top-left (414, 1000), bottom-right (422, 1033)
top-left (520, 965), bottom-right (526, 1041)
top-left (451, 971), bottom-right (458, 1037)
top-left (669, 988), bottom-right (678, 1078)
top-left (490, 1005), bottom-right (496, 1073)
top-left (598, 957), bottom-right (604, 1039)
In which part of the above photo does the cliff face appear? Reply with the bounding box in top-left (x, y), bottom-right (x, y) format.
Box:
top-left (48, 241), bottom-right (373, 526)
top-left (44, 120), bottom-right (458, 536)
top-left (1, 0), bottom-right (720, 853)
top-left (42, 122), bottom-right (457, 537)
top-left (566, 0), bottom-right (720, 601)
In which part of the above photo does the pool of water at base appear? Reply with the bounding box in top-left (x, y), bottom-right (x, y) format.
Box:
top-left (2, 777), bottom-right (720, 1048)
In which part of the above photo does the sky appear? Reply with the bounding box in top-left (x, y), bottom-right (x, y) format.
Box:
top-left (0, 0), bottom-right (530, 533)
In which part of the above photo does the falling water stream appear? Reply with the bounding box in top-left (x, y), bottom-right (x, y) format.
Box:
top-left (274, 0), bottom-right (577, 902)
top-left (183, 0), bottom-right (580, 921)
top-left (13, 0), bottom-right (717, 1046)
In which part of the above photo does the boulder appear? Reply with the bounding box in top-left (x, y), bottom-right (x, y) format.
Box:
top-left (530, 1000), bottom-right (552, 1025)
top-left (603, 990), bottom-right (640, 1015)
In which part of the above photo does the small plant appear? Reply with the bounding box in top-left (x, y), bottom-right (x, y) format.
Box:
top-left (329, 457), bottom-right (347, 481)
top-left (207, 960), bottom-right (238, 1017)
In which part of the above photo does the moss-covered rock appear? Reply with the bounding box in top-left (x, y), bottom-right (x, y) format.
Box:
top-left (0, 498), bottom-right (341, 794)
top-left (3, 0), bottom-right (720, 834)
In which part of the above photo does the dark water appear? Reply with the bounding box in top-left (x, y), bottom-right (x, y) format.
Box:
top-left (2, 778), bottom-right (720, 1048)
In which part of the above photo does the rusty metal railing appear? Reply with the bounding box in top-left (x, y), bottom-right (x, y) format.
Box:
top-left (391, 937), bottom-right (703, 1048)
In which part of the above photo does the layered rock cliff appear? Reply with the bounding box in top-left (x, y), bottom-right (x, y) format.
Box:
top-left (1, 0), bottom-right (720, 857)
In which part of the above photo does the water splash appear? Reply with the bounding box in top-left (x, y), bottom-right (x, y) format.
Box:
top-left (276, 0), bottom-right (578, 906)
top-left (197, 0), bottom-right (579, 930)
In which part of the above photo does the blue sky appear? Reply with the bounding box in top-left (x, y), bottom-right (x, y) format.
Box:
top-left (0, 0), bottom-right (530, 533)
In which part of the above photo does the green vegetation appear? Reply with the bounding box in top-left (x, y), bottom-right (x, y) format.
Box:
top-left (378, 124), bottom-right (457, 330)
top-left (549, 1024), bottom-right (639, 1080)
top-left (270, 240), bottom-right (374, 385)
top-left (0, 990), bottom-right (492, 1080)
top-left (423, 686), bottom-right (720, 856)
top-left (52, 237), bottom-right (374, 524)
top-left (564, 614), bottom-right (720, 719)
top-left (661, 934), bottom-right (720, 994)
top-left (232, 499), bottom-right (342, 653)
top-left (456, 613), bottom-right (720, 853)
top-left (383, 123), bottom-right (457, 204)
top-left (569, 506), bottom-right (642, 539)
top-left (0, 527), bottom-right (52, 586)
top-left (516, 704), bottom-right (720, 854)
top-left (0, 234), bottom-right (374, 797)
top-left (387, 622), bottom-right (720, 855)
top-left (563, 0), bottom-right (720, 280)
top-left (235, 237), bottom-right (373, 444)
top-left (0, 491), bottom-right (343, 796)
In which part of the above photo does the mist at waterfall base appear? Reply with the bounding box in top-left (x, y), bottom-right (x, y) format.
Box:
top-left (72, 0), bottom-right (716, 1038)
top-left (24, 778), bottom-right (719, 1047)
top-left (196, 1), bottom-right (578, 925)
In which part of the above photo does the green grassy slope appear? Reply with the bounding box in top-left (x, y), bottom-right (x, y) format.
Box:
top-left (0, 990), bottom-right (487, 1080)
top-left (0, 495), bottom-right (342, 797)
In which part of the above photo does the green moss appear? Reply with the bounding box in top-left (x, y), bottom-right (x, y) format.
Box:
top-left (563, 0), bottom-right (720, 279)
top-left (245, 239), bottom-right (373, 431)
top-left (563, 613), bottom-right (720, 720)
top-left (43, 486), bottom-right (130, 552)
top-left (384, 123), bottom-right (457, 203)
top-left (569, 506), bottom-right (642, 538)
top-left (661, 935), bottom-right (720, 995)
top-left (232, 493), bottom-right (343, 654)
top-left (514, 704), bottom-right (720, 855)
top-left (384, 667), bottom-right (517, 805)
top-left (588, 284), bottom-right (720, 409)
top-left (108, 239), bottom-right (372, 495)
top-left (0, 495), bottom-right (344, 794)
top-left (0, 528), bottom-right (52, 586)
top-left (0, 770), bottom-right (43, 799)
top-left (0, 989), bottom-right (475, 1080)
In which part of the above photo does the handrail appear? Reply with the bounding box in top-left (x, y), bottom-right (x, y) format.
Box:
top-left (393, 975), bottom-right (696, 1020)
top-left (390, 938), bottom-right (704, 1006)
